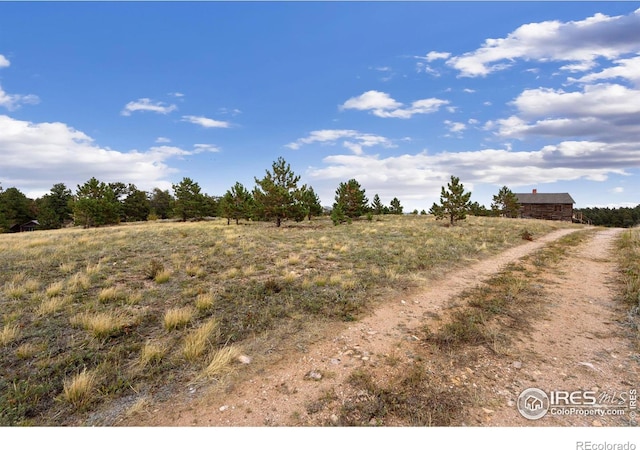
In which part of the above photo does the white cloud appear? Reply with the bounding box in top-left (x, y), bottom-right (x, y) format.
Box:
top-left (169, 92), bottom-right (184, 98)
top-left (193, 143), bottom-right (221, 153)
top-left (426, 51), bottom-right (451, 62)
top-left (286, 129), bottom-right (394, 156)
top-left (446, 9), bottom-right (640, 77)
top-left (218, 107), bottom-right (242, 116)
top-left (571, 55), bottom-right (640, 86)
top-left (341, 90), bottom-right (401, 112)
top-left (415, 51), bottom-right (451, 63)
top-left (0, 85), bottom-right (40, 111)
top-left (0, 114), bottom-right (208, 195)
top-left (308, 140), bottom-right (635, 206)
top-left (611, 186), bottom-right (624, 193)
top-left (155, 137), bottom-right (171, 143)
top-left (416, 62), bottom-right (442, 77)
top-left (0, 55), bottom-right (39, 110)
top-left (490, 83), bottom-right (640, 144)
top-left (340, 90), bottom-right (448, 119)
top-left (121, 98), bottom-right (177, 116)
top-left (181, 115), bottom-right (230, 128)
top-left (514, 84), bottom-right (640, 118)
top-left (444, 120), bottom-right (466, 134)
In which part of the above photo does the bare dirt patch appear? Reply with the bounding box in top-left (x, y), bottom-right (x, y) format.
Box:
top-left (121, 227), bottom-right (640, 427)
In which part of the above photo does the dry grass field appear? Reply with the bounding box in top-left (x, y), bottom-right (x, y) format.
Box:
top-left (0, 215), bottom-right (582, 425)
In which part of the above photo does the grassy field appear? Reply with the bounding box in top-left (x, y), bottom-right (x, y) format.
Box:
top-left (0, 214), bottom-right (579, 425)
top-left (617, 228), bottom-right (640, 311)
top-left (616, 228), bottom-right (640, 355)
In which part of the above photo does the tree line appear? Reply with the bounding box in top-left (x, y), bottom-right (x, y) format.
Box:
top-left (575, 205), bottom-right (640, 228)
top-left (5, 156), bottom-right (607, 232)
top-left (0, 157), bottom-right (410, 232)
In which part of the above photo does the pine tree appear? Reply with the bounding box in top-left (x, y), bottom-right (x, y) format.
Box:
top-left (149, 188), bottom-right (174, 219)
top-left (331, 202), bottom-right (348, 225)
top-left (491, 186), bottom-right (521, 218)
top-left (0, 186), bottom-right (34, 231)
top-left (37, 183), bottom-right (73, 229)
top-left (429, 175), bottom-right (472, 225)
top-left (253, 157), bottom-right (303, 227)
top-left (298, 185), bottom-right (323, 221)
top-left (371, 194), bottom-right (384, 215)
top-left (333, 179), bottom-right (368, 220)
top-left (122, 184), bottom-right (151, 222)
top-left (219, 182), bottom-right (253, 225)
top-left (389, 197), bottom-right (403, 215)
top-left (73, 178), bottom-right (120, 228)
top-left (172, 177), bottom-right (204, 221)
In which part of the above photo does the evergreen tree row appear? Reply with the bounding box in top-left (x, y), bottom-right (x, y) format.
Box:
top-left (8, 157), bottom-right (626, 232)
top-left (575, 205), bottom-right (640, 228)
top-left (0, 157), bottom-right (403, 232)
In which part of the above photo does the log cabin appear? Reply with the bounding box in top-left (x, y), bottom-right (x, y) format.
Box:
top-left (514, 189), bottom-right (575, 221)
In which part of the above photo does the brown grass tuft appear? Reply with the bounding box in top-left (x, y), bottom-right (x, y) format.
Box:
top-left (183, 319), bottom-right (219, 361)
top-left (200, 345), bottom-right (241, 379)
top-left (0, 324), bottom-right (20, 346)
top-left (62, 369), bottom-right (97, 408)
top-left (163, 307), bottom-right (193, 330)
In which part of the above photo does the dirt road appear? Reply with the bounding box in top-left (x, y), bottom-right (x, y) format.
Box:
top-left (484, 227), bottom-right (638, 426)
top-left (125, 227), bottom-right (638, 427)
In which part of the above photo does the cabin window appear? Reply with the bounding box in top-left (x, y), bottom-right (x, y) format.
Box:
top-left (554, 205), bottom-right (562, 212)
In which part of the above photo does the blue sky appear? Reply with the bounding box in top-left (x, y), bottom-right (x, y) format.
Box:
top-left (1, 2), bottom-right (639, 211)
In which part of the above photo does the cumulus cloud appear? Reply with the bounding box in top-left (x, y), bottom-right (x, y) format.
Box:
top-left (514, 83), bottom-right (640, 118)
top-left (340, 90), bottom-right (449, 119)
top-left (308, 139), bottom-right (636, 205)
top-left (0, 54), bottom-right (9, 68)
top-left (286, 129), bottom-right (394, 156)
top-left (0, 115), bottom-right (208, 196)
top-left (121, 98), bottom-right (177, 116)
top-left (571, 55), bottom-right (640, 86)
top-left (488, 83), bottom-right (640, 143)
top-left (181, 115), bottom-right (230, 128)
top-left (445, 8), bottom-right (640, 77)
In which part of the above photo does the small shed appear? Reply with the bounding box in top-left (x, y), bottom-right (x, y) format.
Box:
top-left (9, 220), bottom-right (40, 233)
top-left (514, 190), bottom-right (575, 221)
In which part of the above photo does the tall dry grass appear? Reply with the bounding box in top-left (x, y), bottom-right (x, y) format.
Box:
top-left (0, 215), bottom-right (581, 425)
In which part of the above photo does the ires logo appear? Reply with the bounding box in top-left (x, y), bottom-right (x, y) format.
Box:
top-left (517, 388), bottom-right (634, 420)
top-left (549, 390), bottom-right (598, 406)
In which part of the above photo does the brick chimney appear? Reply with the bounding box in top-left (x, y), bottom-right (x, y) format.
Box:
top-left (532, 189), bottom-right (537, 194)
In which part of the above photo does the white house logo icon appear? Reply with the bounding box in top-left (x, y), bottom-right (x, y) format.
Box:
top-left (517, 388), bottom-right (550, 420)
